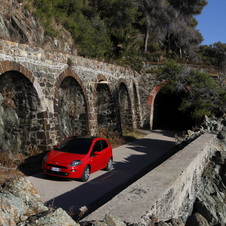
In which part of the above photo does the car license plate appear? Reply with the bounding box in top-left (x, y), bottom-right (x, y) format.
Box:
top-left (51, 167), bottom-right (61, 172)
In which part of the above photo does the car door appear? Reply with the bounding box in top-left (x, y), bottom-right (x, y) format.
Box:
top-left (90, 140), bottom-right (104, 172)
top-left (100, 139), bottom-right (110, 166)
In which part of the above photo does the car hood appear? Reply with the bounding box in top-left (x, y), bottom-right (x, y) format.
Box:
top-left (47, 150), bottom-right (86, 165)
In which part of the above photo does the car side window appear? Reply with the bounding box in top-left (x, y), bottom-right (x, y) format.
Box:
top-left (92, 141), bottom-right (102, 153)
top-left (101, 140), bottom-right (108, 150)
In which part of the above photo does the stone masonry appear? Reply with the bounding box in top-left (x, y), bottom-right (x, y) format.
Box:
top-left (0, 40), bottom-right (142, 153)
top-left (0, 39), bottom-right (221, 154)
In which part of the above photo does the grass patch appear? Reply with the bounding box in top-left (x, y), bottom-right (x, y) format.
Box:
top-left (99, 128), bottom-right (147, 148)
top-left (0, 168), bottom-right (24, 185)
top-left (0, 145), bottom-right (44, 185)
top-left (123, 129), bottom-right (147, 141)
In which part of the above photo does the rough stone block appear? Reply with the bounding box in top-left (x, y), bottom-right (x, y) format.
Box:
top-left (43, 123), bottom-right (51, 131)
top-left (1, 61), bottom-right (7, 72)
top-left (37, 131), bottom-right (50, 139)
top-left (40, 138), bottom-right (53, 145)
top-left (37, 111), bottom-right (48, 119)
top-left (5, 60), bottom-right (11, 71)
top-left (0, 63), bottom-right (4, 74)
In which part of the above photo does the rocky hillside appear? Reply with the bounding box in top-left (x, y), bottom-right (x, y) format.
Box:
top-left (0, 0), bottom-right (75, 54)
top-left (0, 177), bottom-right (78, 225)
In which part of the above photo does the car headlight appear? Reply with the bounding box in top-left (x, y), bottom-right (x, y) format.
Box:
top-left (43, 155), bottom-right (48, 162)
top-left (69, 160), bottom-right (82, 167)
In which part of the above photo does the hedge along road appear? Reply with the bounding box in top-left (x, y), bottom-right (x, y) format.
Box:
top-left (28, 130), bottom-right (177, 219)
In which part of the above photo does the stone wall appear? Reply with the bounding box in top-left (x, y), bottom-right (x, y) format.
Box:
top-left (87, 133), bottom-right (217, 224)
top-left (0, 39), bottom-right (142, 153)
top-left (147, 133), bottom-right (216, 223)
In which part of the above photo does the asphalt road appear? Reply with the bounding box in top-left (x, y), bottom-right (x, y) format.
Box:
top-left (28, 130), bottom-right (177, 219)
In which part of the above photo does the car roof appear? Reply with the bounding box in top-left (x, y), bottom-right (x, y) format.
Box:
top-left (69, 136), bottom-right (105, 141)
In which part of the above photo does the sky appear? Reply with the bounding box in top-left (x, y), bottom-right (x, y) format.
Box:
top-left (195, 0), bottom-right (226, 46)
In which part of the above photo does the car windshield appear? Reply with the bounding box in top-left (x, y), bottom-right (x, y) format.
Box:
top-left (55, 137), bottom-right (93, 154)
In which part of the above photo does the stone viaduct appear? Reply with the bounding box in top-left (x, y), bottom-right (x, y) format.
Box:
top-left (0, 39), bottom-right (220, 154)
top-left (0, 40), bottom-right (143, 153)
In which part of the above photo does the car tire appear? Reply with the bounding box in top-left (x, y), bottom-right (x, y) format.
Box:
top-left (81, 165), bottom-right (90, 182)
top-left (105, 158), bottom-right (113, 171)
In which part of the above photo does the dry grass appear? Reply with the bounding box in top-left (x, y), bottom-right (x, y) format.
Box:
top-left (0, 168), bottom-right (24, 185)
top-left (99, 127), bottom-right (147, 148)
top-left (25, 145), bottom-right (42, 157)
top-left (122, 129), bottom-right (147, 140)
top-left (0, 145), bottom-right (44, 186)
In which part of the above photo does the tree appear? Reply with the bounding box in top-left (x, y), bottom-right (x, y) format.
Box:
top-left (198, 44), bottom-right (216, 66)
top-left (198, 42), bottom-right (226, 73)
top-left (134, 0), bottom-right (166, 52)
top-left (166, 16), bottom-right (203, 60)
top-left (163, 0), bottom-right (207, 60)
top-left (108, 26), bottom-right (143, 71)
top-left (212, 42), bottom-right (226, 73)
top-left (156, 60), bottom-right (226, 121)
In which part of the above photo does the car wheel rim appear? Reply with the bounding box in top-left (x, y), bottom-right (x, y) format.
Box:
top-left (85, 168), bottom-right (90, 180)
top-left (108, 159), bottom-right (112, 169)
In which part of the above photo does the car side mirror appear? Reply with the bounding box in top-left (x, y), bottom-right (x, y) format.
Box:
top-left (94, 151), bottom-right (100, 155)
top-left (53, 145), bottom-right (57, 149)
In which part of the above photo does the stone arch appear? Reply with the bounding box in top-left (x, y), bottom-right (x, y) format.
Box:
top-left (118, 79), bottom-right (133, 130)
top-left (132, 80), bottom-right (141, 129)
top-left (55, 69), bottom-right (91, 139)
top-left (146, 83), bottom-right (165, 130)
top-left (0, 60), bottom-right (48, 153)
top-left (0, 61), bottom-right (45, 106)
top-left (147, 81), bottom-right (194, 130)
top-left (93, 74), bottom-right (117, 133)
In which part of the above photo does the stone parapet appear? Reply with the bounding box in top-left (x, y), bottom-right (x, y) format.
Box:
top-left (87, 133), bottom-right (217, 224)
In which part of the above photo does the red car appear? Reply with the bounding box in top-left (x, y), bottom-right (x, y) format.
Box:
top-left (42, 136), bottom-right (113, 182)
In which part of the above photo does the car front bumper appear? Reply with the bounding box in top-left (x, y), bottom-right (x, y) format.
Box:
top-left (42, 163), bottom-right (83, 179)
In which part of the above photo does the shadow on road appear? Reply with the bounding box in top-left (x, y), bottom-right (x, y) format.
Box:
top-left (38, 132), bottom-right (180, 222)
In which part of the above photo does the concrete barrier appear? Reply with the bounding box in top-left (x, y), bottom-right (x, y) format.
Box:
top-left (88, 133), bottom-right (217, 224)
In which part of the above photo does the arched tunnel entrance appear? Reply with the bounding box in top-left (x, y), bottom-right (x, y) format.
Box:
top-left (0, 71), bottom-right (41, 154)
top-left (58, 76), bottom-right (88, 139)
top-left (119, 83), bottom-right (133, 130)
top-left (153, 88), bottom-right (195, 131)
top-left (96, 82), bottom-right (117, 132)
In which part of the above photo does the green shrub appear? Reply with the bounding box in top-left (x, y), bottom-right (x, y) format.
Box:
top-left (156, 60), bottom-right (226, 121)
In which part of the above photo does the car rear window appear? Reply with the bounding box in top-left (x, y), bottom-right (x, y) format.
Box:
top-left (55, 137), bottom-right (93, 154)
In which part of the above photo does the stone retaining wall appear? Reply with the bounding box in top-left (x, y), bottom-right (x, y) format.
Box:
top-left (0, 39), bottom-right (142, 153)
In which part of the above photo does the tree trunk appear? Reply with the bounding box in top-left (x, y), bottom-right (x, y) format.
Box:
top-left (179, 47), bottom-right (182, 58)
top-left (144, 28), bottom-right (149, 52)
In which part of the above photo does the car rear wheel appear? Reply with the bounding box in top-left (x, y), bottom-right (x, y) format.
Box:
top-left (81, 166), bottom-right (90, 182)
top-left (105, 158), bottom-right (112, 171)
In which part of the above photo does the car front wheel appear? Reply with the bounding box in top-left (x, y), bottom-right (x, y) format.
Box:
top-left (81, 166), bottom-right (90, 182)
top-left (105, 158), bottom-right (112, 171)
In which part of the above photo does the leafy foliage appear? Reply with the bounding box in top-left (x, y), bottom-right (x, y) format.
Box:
top-left (198, 42), bottom-right (226, 73)
top-left (156, 60), bottom-right (226, 121)
top-left (22, 0), bottom-right (212, 71)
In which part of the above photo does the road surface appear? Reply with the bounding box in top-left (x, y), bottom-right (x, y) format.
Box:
top-left (28, 130), bottom-right (177, 218)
